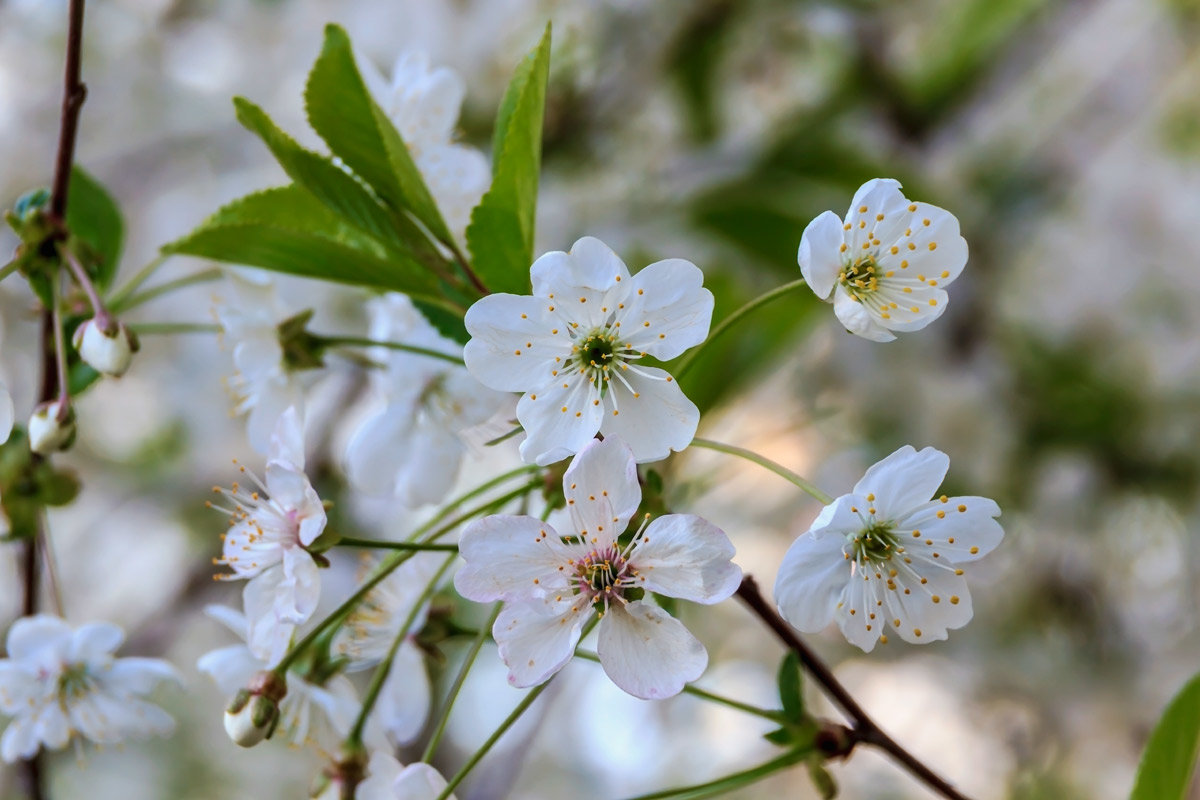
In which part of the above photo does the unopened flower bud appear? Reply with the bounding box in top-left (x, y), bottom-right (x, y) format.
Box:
top-left (28, 400), bottom-right (75, 455)
top-left (72, 317), bottom-right (139, 377)
top-left (223, 670), bottom-right (287, 748)
top-left (309, 747), bottom-right (367, 800)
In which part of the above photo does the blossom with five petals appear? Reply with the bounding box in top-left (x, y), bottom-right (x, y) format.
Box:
top-left (0, 614), bottom-right (178, 762)
top-left (463, 236), bottom-right (713, 466)
top-left (210, 406), bottom-right (326, 665)
top-left (798, 178), bottom-right (968, 342)
top-left (774, 445), bottom-right (1003, 651)
top-left (454, 436), bottom-right (741, 699)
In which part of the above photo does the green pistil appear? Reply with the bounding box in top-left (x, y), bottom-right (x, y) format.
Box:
top-left (573, 330), bottom-right (625, 393)
top-left (839, 256), bottom-right (880, 298)
top-left (850, 523), bottom-right (899, 565)
top-left (57, 663), bottom-right (93, 700)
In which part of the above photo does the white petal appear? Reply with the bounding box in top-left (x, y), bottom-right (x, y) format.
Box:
top-left (774, 528), bottom-right (851, 634)
top-left (7, 614), bottom-right (72, 663)
top-left (268, 405), bottom-right (306, 469)
top-left (359, 751), bottom-right (405, 800)
top-left (516, 376), bottom-right (604, 466)
top-left (393, 763), bottom-right (455, 800)
top-left (843, 178), bottom-right (912, 252)
top-left (619, 259), bottom-right (713, 360)
top-left (0, 384), bottom-right (13, 444)
top-left (0, 662), bottom-right (38, 715)
top-left (530, 237), bottom-right (630, 299)
top-left (832, 285), bottom-right (894, 342)
top-left (245, 375), bottom-right (304, 455)
top-left (264, 462), bottom-right (326, 546)
top-left (1, 714), bottom-right (41, 762)
top-left (834, 571), bottom-right (885, 652)
top-left (106, 658), bottom-right (181, 695)
top-left (463, 293), bottom-right (568, 393)
top-left (493, 597), bottom-right (588, 688)
top-left (345, 405), bottom-right (416, 496)
top-left (631, 514), bottom-right (740, 603)
top-left (196, 644), bottom-right (261, 695)
top-left (377, 642), bottom-right (431, 745)
top-left (880, 202), bottom-right (967, 285)
top-left (454, 516), bottom-right (571, 602)
top-left (597, 602), bottom-right (706, 699)
top-left (36, 703), bottom-right (70, 749)
top-left (242, 556), bottom-right (319, 665)
top-left (797, 210), bottom-right (846, 299)
top-left (202, 604), bottom-right (248, 640)
top-left (563, 437), bottom-right (641, 545)
top-left (883, 563), bottom-right (973, 644)
top-left (854, 446), bottom-right (949, 519)
top-left (897, 496), bottom-right (1003, 563)
top-left (600, 367), bottom-right (699, 463)
top-left (394, 423), bottom-right (463, 508)
top-left (68, 621), bottom-right (124, 663)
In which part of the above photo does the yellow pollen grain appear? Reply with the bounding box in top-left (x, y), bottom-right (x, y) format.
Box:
top-left (955, 569), bottom-right (964, 575)
top-left (910, 305), bottom-right (920, 313)
top-left (844, 223), bottom-right (851, 231)
top-left (940, 495), bottom-right (949, 503)
top-left (859, 220), bottom-right (866, 229)
top-left (913, 628), bottom-right (922, 637)
top-left (893, 618), bottom-right (901, 627)
top-left (901, 260), bottom-right (909, 268)
top-left (885, 270), bottom-right (895, 277)
top-left (890, 246), bottom-right (899, 255)
top-left (928, 242), bottom-right (937, 251)
top-left (931, 595), bottom-right (941, 603)
top-left (948, 537), bottom-right (955, 543)
top-left (880, 634), bottom-right (888, 644)
top-left (859, 205), bottom-right (868, 213)
top-left (957, 504), bottom-right (967, 512)
top-left (638, 289), bottom-right (644, 295)
top-left (941, 270), bottom-right (950, 278)
top-left (923, 218), bottom-right (931, 226)
top-left (907, 242), bottom-right (916, 250)
top-left (908, 204), bottom-right (917, 212)
top-left (530, 394), bottom-right (537, 400)
top-left (520, 313), bottom-right (527, 319)
top-left (929, 299), bottom-right (937, 306)
top-left (950, 596), bottom-right (960, 605)
top-left (561, 406), bottom-right (568, 413)
top-left (514, 350), bottom-right (521, 355)
top-left (840, 243), bottom-right (848, 252)
top-left (969, 546), bottom-right (979, 554)
top-left (936, 510), bottom-right (946, 519)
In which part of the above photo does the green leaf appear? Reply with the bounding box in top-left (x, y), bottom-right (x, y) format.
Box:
top-left (466, 24), bottom-right (552, 295)
top-left (162, 186), bottom-right (440, 296)
top-left (1131, 672), bottom-right (1200, 800)
top-left (806, 758), bottom-right (838, 800)
top-left (777, 652), bottom-right (804, 722)
top-left (303, 25), bottom-right (454, 247)
top-left (66, 166), bottom-right (124, 290)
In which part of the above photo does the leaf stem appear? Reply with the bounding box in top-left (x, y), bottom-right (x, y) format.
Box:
top-left (421, 603), bottom-right (503, 763)
top-left (690, 438), bottom-right (833, 505)
top-left (50, 293), bottom-right (70, 420)
top-left (0, 260), bottom-right (21, 284)
top-left (335, 538), bottom-right (458, 553)
top-left (622, 747), bottom-right (808, 800)
top-left (314, 335), bottom-right (464, 366)
top-left (60, 243), bottom-right (110, 323)
top-left (107, 266), bottom-right (223, 313)
top-left (675, 278), bottom-right (807, 379)
top-left (129, 322), bottom-right (221, 336)
top-left (735, 575), bottom-right (972, 800)
top-left (105, 253), bottom-right (166, 308)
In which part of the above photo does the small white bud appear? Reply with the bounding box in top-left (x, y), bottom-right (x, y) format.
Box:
top-left (28, 400), bottom-right (75, 455)
top-left (72, 317), bottom-right (138, 377)
top-left (223, 670), bottom-right (286, 748)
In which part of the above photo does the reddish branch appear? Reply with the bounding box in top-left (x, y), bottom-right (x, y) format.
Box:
top-left (735, 575), bottom-right (972, 800)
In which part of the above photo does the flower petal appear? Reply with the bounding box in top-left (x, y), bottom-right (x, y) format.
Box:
top-left (774, 527), bottom-right (851, 634)
top-left (463, 294), bottom-right (566, 392)
top-left (377, 641), bottom-right (431, 745)
top-left (832, 286), bottom-right (895, 342)
top-left (562, 437), bottom-right (641, 545)
top-left (516, 376), bottom-right (604, 466)
top-left (883, 561), bottom-right (973, 644)
top-left (393, 763), bottom-right (456, 800)
top-left (597, 602), bottom-right (706, 699)
top-left (493, 596), bottom-right (587, 688)
top-left (897, 496), bottom-right (1003, 563)
top-left (454, 516), bottom-right (571, 602)
top-left (345, 404), bottom-right (417, 496)
top-left (798, 210), bottom-right (846, 299)
top-left (196, 644), bottom-right (260, 695)
top-left (619, 259), bottom-right (713, 360)
top-left (601, 367), bottom-right (699, 463)
top-left (854, 445), bottom-right (949, 519)
top-left (6, 615), bottom-right (72, 663)
top-left (106, 658), bottom-right (181, 695)
top-left (834, 571), bottom-right (886, 652)
top-left (0, 663), bottom-right (38, 714)
top-left (393, 423), bottom-right (464, 508)
top-left (1, 714), bottom-right (41, 763)
top-left (631, 514), bottom-right (740, 604)
top-left (68, 622), bottom-right (124, 663)
top-left (0, 384), bottom-right (13, 445)
top-left (531, 236), bottom-right (630, 300)
top-left (264, 461), bottom-right (326, 546)
top-left (268, 405), bottom-right (306, 469)
top-left (843, 178), bottom-right (912, 252)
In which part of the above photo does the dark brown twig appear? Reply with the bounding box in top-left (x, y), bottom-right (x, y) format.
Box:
top-left (735, 575), bottom-right (971, 800)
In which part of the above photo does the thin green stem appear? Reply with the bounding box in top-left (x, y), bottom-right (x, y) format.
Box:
top-left (107, 266), bottom-right (222, 313)
top-left (129, 322), bottom-right (220, 335)
top-left (574, 650), bottom-right (783, 723)
top-left (691, 438), bottom-right (833, 504)
top-left (105, 254), bottom-right (166, 308)
top-left (421, 603), bottom-right (502, 763)
top-left (314, 335), bottom-right (464, 366)
top-left (50, 294), bottom-right (70, 418)
top-left (336, 538), bottom-right (458, 553)
top-left (484, 426), bottom-right (523, 447)
top-left (675, 278), bottom-right (807, 379)
top-left (59, 243), bottom-right (107, 321)
top-left (623, 748), bottom-right (808, 800)
top-left (347, 555), bottom-right (456, 745)
top-left (0, 259), bottom-right (22, 284)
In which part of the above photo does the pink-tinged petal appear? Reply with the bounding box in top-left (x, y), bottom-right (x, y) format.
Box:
top-left (264, 461), bottom-right (326, 546)
top-left (854, 446), bottom-right (949, 520)
top-left (631, 515), bottom-right (740, 604)
top-left (798, 210), bottom-right (846, 299)
top-left (563, 437), bottom-right (641, 545)
top-left (393, 763), bottom-right (455, 800)
top-left (0, 663), bottom-right (38, 714)
top-left (394, 423), bottom-right (464, 508)
top-left (619, 259), bottom-right (713, 360)
top-left (378, 642), bottom-right (431, 746)
top-left (196, 644), bottom-right (261, 696)
top-left (601, 367), bottom-right (699, 463)
top-left (843, 178), bottom-right (912, 252)
top-left (774, 529), bottom-right (851, 634)
top-left (345, 404), bottom-right (417, 496)
top-left (1, 715), bottom-right (41, 763)
top-left (6, 615), bottom-right (72, 662)
top-left (463, 294), bottom-right (568, 393)
top-left (493, 597), bottom-right (588, 688)
top-left (269, 406), bottom-right (306, 469)
top-left (106, 658), bottom-right (181, 695)
top-left (597, 602), bottom-right (706, 699)
top-left (516, 377), bottom-right (604, 466)
top-left (68, 622), bottom-right (124, 663)
top-left (832, 286), bottom-right (894, 342)
top-left (454, 516), bottom-right (571, 602)
top-left (834, 571), bottom-right (885, 652)
top-left (531, 237), bottom-right (630, 300)
top-left (896, 496), bottom-right (1003, 563)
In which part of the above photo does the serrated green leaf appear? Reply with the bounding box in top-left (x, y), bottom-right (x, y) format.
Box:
top-left (163, 186), bottom-right (439, 296)
top-left (777, 651), bottom-right (804, 722)
top-left (466, 24), bottom-right (551, 295)
top-left (67, 166), bottom-right (123, 290)
top-left (304, 25), bottom-right (454, 247)
top-left (1131, 671), bottom-right (1200, 800)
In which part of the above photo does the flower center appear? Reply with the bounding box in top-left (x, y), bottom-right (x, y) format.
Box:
top-left (573, 545), bottom-right (633, 603)
top-left (839, 256), bottom-right (880, 298)
top-left (57, 662), bottom-right (94, 700)
top-left (849, 522), bottom-right (899, 566)
top-left (572, 330), bottom-right (633, 394)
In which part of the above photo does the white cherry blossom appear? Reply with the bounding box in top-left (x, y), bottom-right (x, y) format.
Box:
top-left (798, 178), bottom-right (968, 342)
top-left (463, 236), bottom-right (713, 466)
top-left (361, 51), bottom-right (489, 240)
top-left (214, 273), bottom-right (306, 454)
top-left (357, 751), bottom-right (456, 800)
top-left (454, 436), bottom-right (741, 699)
top-left (774, 445), bottom-right (1003, 652)
top-left (345, 294), bottom-right (503, 507)
top-left (333, 553), bottom-right (442, 745)
top-left (197, 606), bottom-right (363, 750)
top-left (210, 406), bottom-right (326, 665)
top-left (0, 614), bottom-right (178, 762)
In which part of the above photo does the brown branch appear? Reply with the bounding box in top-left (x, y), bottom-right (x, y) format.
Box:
top-left (48, 0), bottom-right (87, 222)
top-left (735, 575), bottom-right (972, 800)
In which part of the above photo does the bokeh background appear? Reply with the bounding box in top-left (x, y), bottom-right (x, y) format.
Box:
top-left (2, 0), bottom-right (1199, 797)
